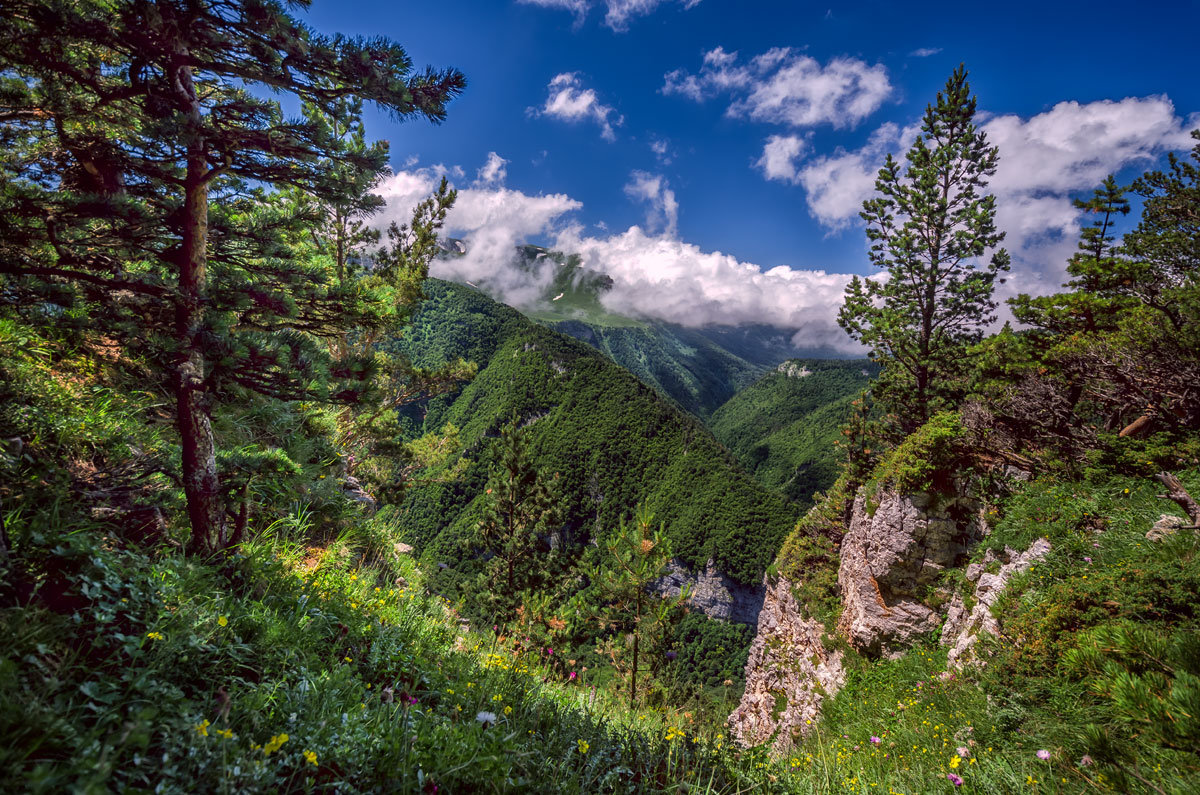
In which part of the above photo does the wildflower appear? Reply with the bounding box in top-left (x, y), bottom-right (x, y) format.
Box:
top-left (504, 705), bottom-right (512, 715)
top-left (665, 727), bottom-right (685, 742)
top-left (947, 773), bottom-right (963, 787)
top-left (195, 719), bottom-right (210, 737)
top-left (956, 746), bottom-right (969, 757)
top-left (303, 750), bottom-right (317, 766)
top-left (476, 711), bottom-right (497, 727)
top-left (215, 728), bottom-right (234, 740)
top-left (1083, 557), bottom-right (1092, 563)
top-left (146, 631), bottom-right (164, 641)
top-left (949, 755), bottom-right (961, 769)
top-left (263, 733), bottom-right (289, 755)
top-left (870, 736), bottom-right (882, 745)
top-left (1080, 754), bottom-right (1094, 767)
top-left (577, 739), bottom-right (589, 754)
top-left (568, 671), bottom-right (577, 681)
top-left (344, 657), bottom-right (353, 663)
top-left (1036, 749), bottom-right (1051, 760)
top-left (723, 679), bottom-right (733, 687)
top-left (664, 650), bottom-right (677, 661)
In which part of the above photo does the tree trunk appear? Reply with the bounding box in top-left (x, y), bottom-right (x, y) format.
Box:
top-left (1155, 472), bottom-right (1200, 526)
top-left (175, 60), bottom-right (224, 554)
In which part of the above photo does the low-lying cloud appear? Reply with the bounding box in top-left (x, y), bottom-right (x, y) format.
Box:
top-left (374, 154), bottom-right (859, 352)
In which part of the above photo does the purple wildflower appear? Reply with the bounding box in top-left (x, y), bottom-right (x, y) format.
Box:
top-left (947, 773), bottom-right (963, 787)
top-left (870, 736), bottom-right (882, 745)
top-left (1037, 749), bottom-right (1051, 760)
top-left (665, 650), bottom-right (678, 661)
top-left (1083, 556), bottom-right (1092, 563)
top-left (1080, 754), bottom-right (1094, 767)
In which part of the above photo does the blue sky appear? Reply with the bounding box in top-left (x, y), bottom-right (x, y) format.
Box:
top-left (303, 0), bottom-right (1200, 348)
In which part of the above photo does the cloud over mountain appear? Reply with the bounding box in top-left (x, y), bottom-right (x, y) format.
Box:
top-left (375, 154), bottom-right (858, 351)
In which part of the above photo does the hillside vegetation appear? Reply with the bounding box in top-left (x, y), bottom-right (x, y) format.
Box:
top-left (709, 360), bottom-right (878, 503)
top-left (392, 279), bottom-right (798, 602)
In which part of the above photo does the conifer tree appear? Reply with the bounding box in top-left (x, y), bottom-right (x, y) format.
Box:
top-left (590, 505), bottom-right (686, 709)
top-left (839, 65), bottom-right (1009, 432)
top-left (0, 0), bottom-right (465, 551)
top-left (477, 420), bottom-right (561, 606)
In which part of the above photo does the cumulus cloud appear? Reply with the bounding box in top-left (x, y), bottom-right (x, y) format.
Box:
top-left (663, 47), bottom-right (892, 129)
top-left (375, 159), bottom-right (581, 307)
top-left (796, 95), bottom-right (1197, 299)
top-left (474, 152), bottom-right (508, 187)
top-left (624, 171), bottom-right (679, 237)
top-left (515, 0), bottom-right (700, 31)
top-left (530, 72), bottom-right (623, 141)
top-left (555, 225), bottom-right (855, 350)
top-left (757, 134), bottom-right (808, 184)
top-left (376, 153), bottom-right (859, 352)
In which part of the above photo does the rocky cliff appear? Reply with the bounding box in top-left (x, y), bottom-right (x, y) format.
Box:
top-left (727, 575), bottom-right (845, 753)
top-left (837, 489), bottom-right (985, 657)
top-left (654, 557), bottom-right (766, 625)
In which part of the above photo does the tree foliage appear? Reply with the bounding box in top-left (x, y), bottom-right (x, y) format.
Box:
top-left (0, 0), bottom-right (465, 550)
top-left (839, 65), bottom-right (1009, 434)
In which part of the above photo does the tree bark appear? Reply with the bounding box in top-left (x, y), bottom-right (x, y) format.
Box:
top-left (174, 59), bottom-right (224, 553)
top-left (1155, 472), bottom-right (1200, 526)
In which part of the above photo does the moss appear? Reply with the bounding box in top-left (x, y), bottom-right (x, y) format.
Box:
top-left (863, 411), bottom-right (965, 511)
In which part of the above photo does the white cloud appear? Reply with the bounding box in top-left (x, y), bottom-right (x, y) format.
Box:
top-left (474, 152), bottom-right (508, 187)
top-left (663, 48), bottom-right (892, 130)
top-left (376, 153), bottom-right (859, 351)
top-left (624, 171), bottom-right (679, 237)
top-left (555, 225), bottom-right (856, 350)
top-left (515, 0), bottom-right (700, 31)
top-left (757, 134), bottom-right (808, 184)
top-left (909, 47), bottom-right (942, 57)
top-left (796, 95), bottom-right (1197, 302)
top-left (530, 72), bottom-right (623, 141)
top-left (376, 158), bottom-right (582, 307)
top-left (649, 136), bottom-right (673, 164)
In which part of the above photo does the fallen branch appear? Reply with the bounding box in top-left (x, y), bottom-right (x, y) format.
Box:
top-left (1154, 472), bottom-right (1200, 526)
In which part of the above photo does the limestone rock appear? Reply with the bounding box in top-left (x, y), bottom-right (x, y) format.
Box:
top-left (341, 475), bottom-right (376, 512)
top-left (942, 538), bottom-right (1051, 668)
top-left (837, 490), bottom-right (984, 656)
top-left (1147, 513), bottom-right (1187, 542)
top-left (728, 576), bottom-right (844, 754)
top-left (654, 558), bottom-right (765, 625)
top-left (777, 362), bottom-right (812, 378)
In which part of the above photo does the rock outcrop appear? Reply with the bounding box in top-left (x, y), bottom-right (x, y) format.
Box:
top-left (728, 576), bottom-right (844, 753)
top-left (654, 558), bottom-right (766, 625)
top-left (941, 538), bottom-right (1051, 667)
top-left (837, 489), bottom-right (984, 656)
top-left (1147, 513), bottom-right (1187, 542)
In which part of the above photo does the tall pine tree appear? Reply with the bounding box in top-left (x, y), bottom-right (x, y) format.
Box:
top-left (0, 0), bottom-right (465, 551)
top-left (839, 65), bottom-right (1009, 433)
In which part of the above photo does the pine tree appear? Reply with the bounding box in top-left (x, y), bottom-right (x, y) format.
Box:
top-left (477, 420), bottom-right (561, 609)
top-left (839, 65), bottom-right (1009, 433)
top-left (589, 505), bottom-right (685, 710)
top-left (0, 0), bottom-right (465, 551)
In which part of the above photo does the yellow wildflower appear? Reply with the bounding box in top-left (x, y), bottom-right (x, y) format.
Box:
top-left (303, 750), bottom-right (317, 766)
top-left (262, 733), bottom-right (289, 755)
top-left (216, 728), bottom-right (234, 740)
top-left (949, 755), bottom-right (961, 769)
top-left (217, 615), bottom-right (228, 627)
top-left (195, 719), bottom-right (210, 737)
top-left (577, 739), bottom-right (590, 754)
top-left (504, 705), bottom-right (513, 715)
top-left (146, 631), bottom-right (164, 641)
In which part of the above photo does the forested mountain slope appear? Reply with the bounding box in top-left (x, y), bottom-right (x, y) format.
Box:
top-left (544, 319), bottom-right (766, 418)
top-left (393, 280), bottom-right (799, 598)
top-left (708, 360), bottom-right (877, 503)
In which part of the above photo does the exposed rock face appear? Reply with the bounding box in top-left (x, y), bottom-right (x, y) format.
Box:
top-left (728, 576), bottom-right (844, 753)
top-left (942, 538), bottom-right (1051, 668)
top-left (1147, 513), bottom-right (1187, 542)
top-left (654, 558), bottom-right (766, 625)
top-left (837, 490), bottom-right (984, 656)
top-left (776, 361), bottom-right (812, 378)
